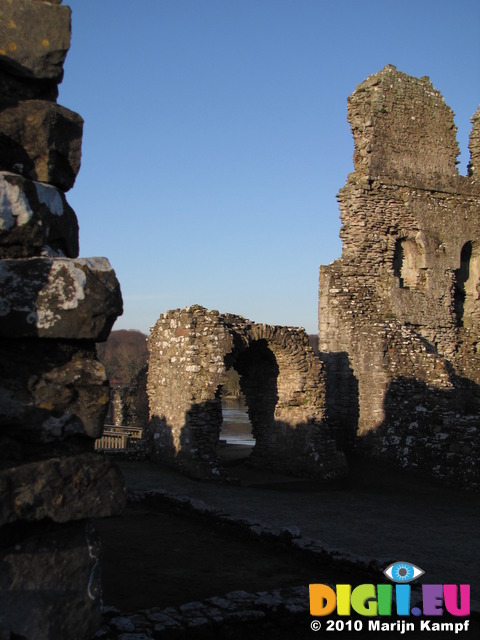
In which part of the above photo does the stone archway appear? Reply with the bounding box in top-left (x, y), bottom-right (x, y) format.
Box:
top-left (229, 338), bottom-right (278, 457)
top-left (146, 306), bottom-right (347, 480)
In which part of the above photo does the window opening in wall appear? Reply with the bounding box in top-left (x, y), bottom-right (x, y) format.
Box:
top-left (454, 241), bottom-right (473, 327)
top-left (392, 239), bottom-right (405, 284)
top-left (393, 237), bottom-right (425, 288)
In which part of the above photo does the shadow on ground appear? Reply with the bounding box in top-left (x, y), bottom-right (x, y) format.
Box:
top-left (96, 445), bottom-right (480, 637)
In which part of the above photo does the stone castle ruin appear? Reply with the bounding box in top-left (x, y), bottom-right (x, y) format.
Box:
top-left (1, 6), bottom-right (479, 637)
top-left (144, 66), bottom-right (480, 488)
top-left (319, 65), bottom-right (480, 487)
top-left (146, 306), bottom-right (347, 480)
top-left (0, 1), bottom-right (124, 638)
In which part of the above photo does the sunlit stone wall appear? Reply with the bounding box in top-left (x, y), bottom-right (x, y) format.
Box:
top-left (319, 65), bottom-right (480, 487)
top-left (147, 305), bottom-right (347, 480)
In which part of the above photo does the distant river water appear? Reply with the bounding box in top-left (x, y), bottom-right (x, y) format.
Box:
top-left (221, 398), bottom-right (255, 446)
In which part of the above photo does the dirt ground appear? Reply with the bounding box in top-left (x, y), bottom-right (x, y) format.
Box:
top-left (95, 446), bottom-right (480, 637)
top-left (95, 501), bottom-right (355, 612)
top-left (95, 446), bottom-right (361, 610)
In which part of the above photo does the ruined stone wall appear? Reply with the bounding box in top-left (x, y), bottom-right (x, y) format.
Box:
top-left (147, 305), bottom-right (346, 480)
top-left (110, 365), bottom-right (149, 429)
top-left (319, 65), bottom-right (480, 487)
top-left (0, 2), bottom-right (125, 637)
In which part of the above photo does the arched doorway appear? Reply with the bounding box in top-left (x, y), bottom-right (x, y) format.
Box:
top-left (221, 393), bottom-right (253, 445)
top-left (219, 340), bottom-right (279, 469)
top-left (219, 368), bottom-right (255, 464)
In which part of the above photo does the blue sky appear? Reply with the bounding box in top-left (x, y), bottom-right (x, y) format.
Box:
top-left (59, 0), bottom-right (480, 335)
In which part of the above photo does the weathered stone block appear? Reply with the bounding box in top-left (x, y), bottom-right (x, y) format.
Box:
top-left (0, 519), bottom-right (102, 640)
top-left (0, 1), bottom-right (127, 636)
top-left (0, 66), bottom-right (58, 101)
top-left (0, 453), bottom-right (126, 526)
top-left (0, 171), bottom-right (79, 258)
top-left (0, 99), bottom-right (83, 191)
top-left (0, 256), bottom-right (122, 340)
top-left (0, 0), bottom-right (71, 82)
top-left (0, 339), bottom-right (110, 452)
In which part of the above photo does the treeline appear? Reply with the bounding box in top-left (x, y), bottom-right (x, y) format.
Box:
top-left (96, 330), bottom-right (148, 386)
top-left (97, 330), bottom-right (319, 387)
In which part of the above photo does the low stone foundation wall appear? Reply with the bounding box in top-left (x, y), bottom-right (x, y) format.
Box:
top-left (94, 489), bottom-right (480, 639)
top-left (95, 586), bottom-right (313, 639)
top-left (93, 489), bottom-right (392, 639)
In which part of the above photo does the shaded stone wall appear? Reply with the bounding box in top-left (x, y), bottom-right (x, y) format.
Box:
top-left (0, 2), bottom-right (125, 638)
top-left (319, 65), bottom-right (480, 487)
top-left (110, 364), bottom-right (149, 428)
top-left (146, 306), bottom-right (346, 480)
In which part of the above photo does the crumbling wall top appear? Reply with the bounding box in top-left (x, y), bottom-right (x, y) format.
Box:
top-left (348, 64), bottom-right (460, 180)
top-left (468, 105), bottom-right (480, 179)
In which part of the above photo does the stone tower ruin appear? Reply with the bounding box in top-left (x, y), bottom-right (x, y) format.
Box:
top-left (0, 2), bottom-right (125, 638)
top-left (319, 65), bottom-right (480, 487)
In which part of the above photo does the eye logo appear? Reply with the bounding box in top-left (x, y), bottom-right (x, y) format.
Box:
top-left (384, 561), bottom-right (424, 583)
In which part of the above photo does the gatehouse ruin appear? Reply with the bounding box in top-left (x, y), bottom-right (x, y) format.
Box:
top-left (146, 306), bottom-right (347, 480)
